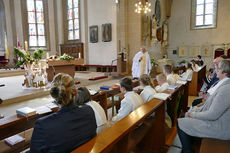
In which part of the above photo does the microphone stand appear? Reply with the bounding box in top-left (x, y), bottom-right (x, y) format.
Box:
top-left (110, 59), bottom-right (118, 76)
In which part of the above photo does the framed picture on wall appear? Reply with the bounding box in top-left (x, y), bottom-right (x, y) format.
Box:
top-left (201, 45), bottom-right (212, 57)
top-left (89, 25), bottom-right (98, 43)
top-left (189, 46), bottom-right (200, 57)
top-left (102, 23), bottom-right (112, 42)
top-left (178, 46), bottom-right (188, 57)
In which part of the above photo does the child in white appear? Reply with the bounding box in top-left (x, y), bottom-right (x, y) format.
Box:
top-left (112, 78), bottom-right (144, 122)
top-left (139, 74), bottom-right (156, 103)
top-left (76, 87), bottom-right (108, 134)
top-left (155, 74), bottom-right (169, 92)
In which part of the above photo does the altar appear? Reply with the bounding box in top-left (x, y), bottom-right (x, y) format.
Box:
top-left (46, 59), bottom-right (84, 82)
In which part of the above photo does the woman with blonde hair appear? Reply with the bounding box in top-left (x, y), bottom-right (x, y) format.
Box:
top-left (139, 74), bottom-right (156, 103)
top-left (30, 73), bottom-right (96, 153)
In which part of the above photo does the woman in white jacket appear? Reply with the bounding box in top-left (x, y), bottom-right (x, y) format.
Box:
top-left (139, 74), bottom-right (156, 103)
top-left (76, 87), bottom-right (108, 134)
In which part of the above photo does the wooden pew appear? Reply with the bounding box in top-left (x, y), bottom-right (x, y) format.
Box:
top-left (189, 65), bottom-right (206, 96)
top-left (199, 138), bottom-right (230, 153)
top-left (72, 98), bottom-right (165, 153)
top-left (0, 105), bottom-right (59, 153)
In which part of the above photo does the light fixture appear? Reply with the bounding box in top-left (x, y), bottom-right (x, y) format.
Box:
top-left (135, 0), bottom-right (151, 14)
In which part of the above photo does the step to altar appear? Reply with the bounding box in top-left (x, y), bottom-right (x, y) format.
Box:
top-left (0, 69), bottom-right (24, 78)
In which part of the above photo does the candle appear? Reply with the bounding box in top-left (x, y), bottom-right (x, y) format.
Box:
top-left (79, 52), bottom-right (81, 58)
top-left (46, 52), bottom-right (49, 59)
top-left (25, 41), bottom-right (28, 53)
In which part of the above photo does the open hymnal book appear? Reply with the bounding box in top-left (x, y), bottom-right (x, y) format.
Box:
top-left (16, 107), bottom-right (36, 117)
top-left (5, 134), bottom-right (25, 146)
top-left (153, 93), bottom-right (170, 100)
top-left (176, 80), bottom-right (187, 85)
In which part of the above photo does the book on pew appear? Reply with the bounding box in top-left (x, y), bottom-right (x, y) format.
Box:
top-left (88, 89), bottom-right (99, 96)
top-left (46, 103), bottom-right (59, 109)
top-left (35, 106), bottom-right (52, 115)
top-left (4, 134), bottom-right (25, 147)
top-left (167, 85), bottom-right (178, 90)
top-left (176, 80), bottom-right (187, 85)
top-left (16, 107), bottom-right (36, 117)
top-left (100, 86), bottom-right (111, 90)
top-left (109, 96), bottom-right (120, 101)
top-left (153, 93), bottom-right (170, 100)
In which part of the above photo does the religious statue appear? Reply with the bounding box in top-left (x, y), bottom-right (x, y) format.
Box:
top-left (151, 14), bottom-right (158, 42)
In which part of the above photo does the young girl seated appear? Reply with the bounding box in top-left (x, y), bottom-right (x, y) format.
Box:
top-left (181, 62), bottom-right (193, 81)
top-left (155, 74), bottom-right (169, 92)
top-left (139, 74), bottom-right (156, 103)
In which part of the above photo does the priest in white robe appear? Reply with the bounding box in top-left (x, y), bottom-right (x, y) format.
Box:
top-left (132, 47), bottom-right (152, 79)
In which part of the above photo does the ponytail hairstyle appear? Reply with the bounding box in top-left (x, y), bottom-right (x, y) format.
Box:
top-left (50, 73), bottom-right (75, 106)
top-left (140, 74), bottom-right (154, 88)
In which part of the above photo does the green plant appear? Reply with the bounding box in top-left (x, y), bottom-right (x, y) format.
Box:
top-left (14, 47), bottom-right (45, 66)
top-left (57, 53), bottom-right (74, 61)
top-left (178, 60), bottom-right (186, 65)
top-left (150, 56), bottom-right (158, 66)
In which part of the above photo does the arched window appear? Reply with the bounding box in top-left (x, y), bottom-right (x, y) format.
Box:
top-left (23, 0), bottom-right (49, 49)
top-left (64, 0), bottom-right (80, 42)
top-left (0, 0), bottom-right (6, 50)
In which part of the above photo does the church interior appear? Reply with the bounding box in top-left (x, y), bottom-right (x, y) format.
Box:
top-left (0, 0), bottom-right (230, 153)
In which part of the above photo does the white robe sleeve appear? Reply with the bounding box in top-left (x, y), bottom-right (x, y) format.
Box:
top-left (146, 53), bottom-right (152, 74)
top-left (132, 52), bottom-right (141, 77)
top-left (112, 99), bottom-right (132, 122)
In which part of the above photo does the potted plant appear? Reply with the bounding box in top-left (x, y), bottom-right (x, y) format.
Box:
top-left (150, 56), bottom-right (158, 78)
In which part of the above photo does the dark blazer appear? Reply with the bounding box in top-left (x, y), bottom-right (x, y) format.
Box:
top-left (30, 105), bottom-right (97, 153)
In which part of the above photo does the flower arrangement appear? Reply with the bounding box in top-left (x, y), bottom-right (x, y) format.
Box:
top-left (151, 56), bottom-right (158, 66)
top-left (14, 47), bottom-right (45, 66)
top-left (57, 53), bottom-right (74, 61)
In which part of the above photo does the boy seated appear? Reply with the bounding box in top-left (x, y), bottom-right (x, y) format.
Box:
top-left (112, 77), bottom-right (144, 122)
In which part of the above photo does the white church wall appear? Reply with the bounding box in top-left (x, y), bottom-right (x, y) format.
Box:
top-left (167, 0), bottom-right (230, 69)
top-left (87, 0), bottom-right (118, 65)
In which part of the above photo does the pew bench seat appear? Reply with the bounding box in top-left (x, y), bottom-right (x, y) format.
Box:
top-left (0, 128), bottom-right (33, 153)
top-left (199, 138), bottom-right (230, 153)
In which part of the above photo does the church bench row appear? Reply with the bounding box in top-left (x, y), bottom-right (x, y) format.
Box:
top-left (0, 99), bottom-right (165, 153)
top-left (0, 81), bottom-right (186, 153)
top-left (188, 65), bottom-right (206, 96)
top-left (72, 98), bottom-right (166, 153)
top-left (72, 82), bottom-right (189, 153)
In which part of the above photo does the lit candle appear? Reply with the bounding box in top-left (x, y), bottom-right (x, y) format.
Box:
top-left (25, 41), bottom-right (28, 53)
top-left (46, 52), bottom-right (49, 59)
top-left (79, 52), bottom-right (81, 58)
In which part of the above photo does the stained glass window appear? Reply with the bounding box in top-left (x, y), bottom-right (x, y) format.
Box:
top-left (67, 0), bottom-right (80, 40)
top-left (27, 0), bottom-right (46, 47)
top-left (0, 0), bottom-right (6, 50)
top-left (191, 0), bottom-right (217, 29)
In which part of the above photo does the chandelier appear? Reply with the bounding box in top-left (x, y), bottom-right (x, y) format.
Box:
top-left (135, 0), bottom-right (151, 14)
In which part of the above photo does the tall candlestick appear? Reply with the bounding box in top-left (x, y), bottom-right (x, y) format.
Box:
top-left (46, 52), bottom-right (49, 59)
top-left (25, 41), bottom-right (28, 53)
